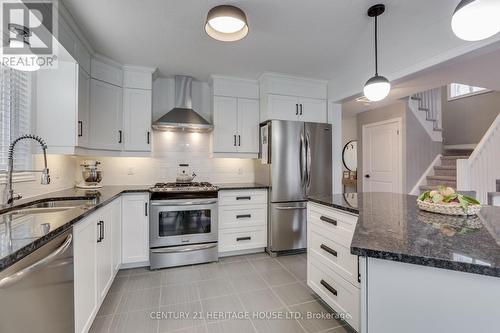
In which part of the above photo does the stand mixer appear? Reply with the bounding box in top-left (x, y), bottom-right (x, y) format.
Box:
top-left (77, 160), bottom-right (103, 189)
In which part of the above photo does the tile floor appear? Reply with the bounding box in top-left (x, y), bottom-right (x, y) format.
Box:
top-left (89, 253), bottom-right (353, 333)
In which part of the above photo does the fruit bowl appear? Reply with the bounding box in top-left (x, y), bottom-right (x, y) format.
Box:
top-left (417, 186), bottom-right (481, 216)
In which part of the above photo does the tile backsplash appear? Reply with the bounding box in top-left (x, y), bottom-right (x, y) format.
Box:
top-left (1, 132), bottom-right (259, 202)
top-left (74, 131), bottom-right (257, 186)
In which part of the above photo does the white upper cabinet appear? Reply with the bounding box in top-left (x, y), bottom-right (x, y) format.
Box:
top-left (90, 78), bottom-right (123, 150)
top-left (36, 61), bottom-right (78, 154)
top-left (299, 97), bottom-right (327, 123)
top-left (237, 98), bottom-right (260, 153)
top-left (123, 88), bottom-right (152, 151)
top-left (122, 66), bottom-right (154, 152)
top-left (91, 58), bottom-right (123, 87)
top-left (267, 94), bottom-right (300, 121)
top-left (211, 76), bottom-right (260, 157)
top-left (77, 67), bottom-right (91, 147)
top-left (259, 73), bottom-right (328, 123)
top-left (213, 96), bottom-right (238, 153)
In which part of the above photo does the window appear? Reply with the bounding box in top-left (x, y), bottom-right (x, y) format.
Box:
top-left (0, 64), bottom-right (33, 182)
top-left (447, 83), bottom-right (491, 101)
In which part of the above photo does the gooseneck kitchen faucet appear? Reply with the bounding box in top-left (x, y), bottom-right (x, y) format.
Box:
top-left (5, 134), bottom-right (50, 205)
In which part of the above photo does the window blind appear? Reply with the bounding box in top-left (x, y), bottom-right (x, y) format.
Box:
top-left (0, 64), bottom-right (32, 172)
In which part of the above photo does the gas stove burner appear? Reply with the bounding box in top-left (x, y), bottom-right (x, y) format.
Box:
top-left (150, 181), bottom-right (218, 193)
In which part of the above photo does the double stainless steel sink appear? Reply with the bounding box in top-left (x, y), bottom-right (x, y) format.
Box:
top-left (2, 197), bottom-right (98, 217)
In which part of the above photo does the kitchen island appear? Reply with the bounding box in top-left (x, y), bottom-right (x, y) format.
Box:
top-left (307, 192), bottom-right (500, 333)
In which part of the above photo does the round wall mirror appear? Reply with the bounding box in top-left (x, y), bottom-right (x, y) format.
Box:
top-left (342, 140), bottom-right (358, 171)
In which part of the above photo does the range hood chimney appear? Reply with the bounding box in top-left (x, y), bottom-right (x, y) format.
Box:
top-left (152, 75), bottom-right (213, 132)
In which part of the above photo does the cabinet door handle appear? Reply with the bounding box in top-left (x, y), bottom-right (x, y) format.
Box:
top-left (234, 135), bottom-right (237, 146)
top-left (320, 244), bottom-right (338, 257)
top-left (118, 130), bottom-right (123, 143)
top-left (320, 216), bottom-right (337, 226)
top-left (78, 121), bottom-right (83, 137)
top-left (100, 220), bottom-right (105, 241)
top-left (145, 202), bottom-right (148, 216)
top-left (296, 104), bottom-right (299, 115)
top-left (147, 131), bottom-right (150, 144)
top-left (320, 279), bottom-right (337, 296)
top-left (238, 135), bottom-right (241, 146)
top-left (300, 104), bottom-right (303, 115)
top-left (236, 236), bottom-right (251, 241)
top-left (97, 221), bottom-right (102, 243)
top-left (236, 214), bottom-right (251, 219)
top-left (236, 196), bottom-right (251, 200)
top-left (357, 256), bottom-right (361, 283)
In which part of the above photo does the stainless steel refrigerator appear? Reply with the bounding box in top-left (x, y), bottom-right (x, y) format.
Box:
top-left (260, 120), bottom-right (332, 255)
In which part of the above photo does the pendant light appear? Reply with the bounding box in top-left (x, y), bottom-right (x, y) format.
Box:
top-left (451, 0), bottom-right (500, 41)
top-left (205, 5), bottom-right (249, 42)
top-left (363, 4), bottom-right (390, 102)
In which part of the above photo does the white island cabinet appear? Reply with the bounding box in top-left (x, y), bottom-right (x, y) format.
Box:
top-left (307, 201), bottom-right (362, 332)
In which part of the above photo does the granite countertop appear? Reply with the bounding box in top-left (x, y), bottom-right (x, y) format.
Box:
top-left (0, 186), bottom-right (150, 271)
top-left (308, 192), bottom-right (500, 278)
top-left (216, 183), bottom-right (269, 190)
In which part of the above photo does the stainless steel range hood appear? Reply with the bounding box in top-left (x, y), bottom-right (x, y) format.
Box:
top-left (152, 76), bottom-right (213, 132)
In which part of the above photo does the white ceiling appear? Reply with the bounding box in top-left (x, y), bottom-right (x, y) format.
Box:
top-left (62, 0), bottom-right (500, 101)
top-left (342, 41), bottom-right (500, 115)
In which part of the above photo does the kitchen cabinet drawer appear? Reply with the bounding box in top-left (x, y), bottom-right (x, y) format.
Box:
top-left (218, 189), bottom-right (267, 206)
top-left (219, 226), bottom-right (267, 252)
top-left (309, 230), bottom-right (359, 287)
top-left (308, 256), bottom-right (360, 332)
top-left (219, 204), bottom-right (266, 229)
top-left (308, 203), bottom-right (358, 242)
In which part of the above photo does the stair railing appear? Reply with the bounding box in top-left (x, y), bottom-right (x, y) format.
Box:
top-left (457, 112), bottom-right (500, 203)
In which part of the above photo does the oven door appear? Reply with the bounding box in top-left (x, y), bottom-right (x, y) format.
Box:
top-left (150, 198), bottom-right (218, 248)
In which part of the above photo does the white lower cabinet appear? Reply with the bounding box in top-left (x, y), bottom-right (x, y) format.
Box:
top-left (121, 194), bottom-right (150, 265)
top-left (73, 197), bottom-right (124, 333)
top-left (218, 189), bottom-right (268, 254)
top-left (307, 202), bottom-right (361, 332)
top-left (110, 198), bottom-right (122, 273)
top-left (73, 211), bottom-right (98, 333)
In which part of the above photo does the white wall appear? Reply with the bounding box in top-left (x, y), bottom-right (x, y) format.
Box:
top-left (341, 114), bottom-right (358, 172)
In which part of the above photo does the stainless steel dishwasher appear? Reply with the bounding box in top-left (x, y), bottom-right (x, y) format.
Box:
top-left (0, 229), bottom-right (74, 333)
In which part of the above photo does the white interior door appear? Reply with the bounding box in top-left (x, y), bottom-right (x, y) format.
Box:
top-left (362, 118), bottom-right (402, 193)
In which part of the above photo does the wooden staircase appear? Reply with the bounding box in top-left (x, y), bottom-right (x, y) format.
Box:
top-left (419, 150), bottom-right (472, 192)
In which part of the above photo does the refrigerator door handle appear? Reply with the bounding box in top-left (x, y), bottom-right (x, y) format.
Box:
top-left (305, 131), bottom-right (312, 192)
top-left (300, 130), bottom-right (306, 191)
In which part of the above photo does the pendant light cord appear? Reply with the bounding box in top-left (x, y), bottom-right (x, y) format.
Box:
top-left (374, 15), bottom-right (378, 76)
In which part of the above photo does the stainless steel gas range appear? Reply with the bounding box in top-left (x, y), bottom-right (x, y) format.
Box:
top-left (149, 182), bottom-right (219, 269)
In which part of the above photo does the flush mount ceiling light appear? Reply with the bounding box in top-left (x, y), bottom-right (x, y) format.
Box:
top-left (363, 4), bottom-right (390, 102)
top-left (451, 0), bottom-right (500, 41)
top-left (205, 5), bottom-right (248, 42)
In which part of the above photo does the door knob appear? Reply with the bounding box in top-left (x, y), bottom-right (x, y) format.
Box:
top-left (365, 174), bottom-right (370, 178)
